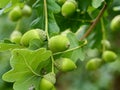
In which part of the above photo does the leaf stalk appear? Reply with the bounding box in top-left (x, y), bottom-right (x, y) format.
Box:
top-left (44, 0), bottom-right (55, 73)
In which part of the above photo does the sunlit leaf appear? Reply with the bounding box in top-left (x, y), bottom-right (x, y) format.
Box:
top-left (2, 48), bottom-right (52, 90)
top-left (0, 43), bottom-right (23, 52)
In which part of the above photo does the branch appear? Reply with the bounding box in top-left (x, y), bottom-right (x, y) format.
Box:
top-left (80, 3), bottom-right (107, 40)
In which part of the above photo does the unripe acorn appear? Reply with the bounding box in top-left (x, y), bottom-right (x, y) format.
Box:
top-left (101, 39), bottom-right (111, 49)
top-left (22, 5), bottom-right (32, 17)
top-left (86, 58), bottom-right (102, 71)
top-left (40, 78), bottom-right (54, 90)
top-left (62, 0), bottom-right (77, 17)
top-left (110, 15), bottom-right (120, 31)
top-left (10, 31), bottom-right (22, 44)
top-left (55, 58), bottom-right (77, 72)
top-left (8, 6), bottom-right (22, 21)
top-left (48, 35), bottom-right (70, 53)
top-left (102, 50), bottom-right (117, 62)
top-left (20, 29), bottom-right (46, 46)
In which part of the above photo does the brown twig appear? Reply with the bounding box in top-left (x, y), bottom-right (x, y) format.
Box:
top-left (80, 3), bottom-right (107, 40)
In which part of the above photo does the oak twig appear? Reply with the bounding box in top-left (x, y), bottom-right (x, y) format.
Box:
top-left (80, 3), bottom-right (107, 40)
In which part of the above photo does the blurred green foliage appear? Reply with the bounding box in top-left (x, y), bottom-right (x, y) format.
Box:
top-left (0, 0), bottom-right (120, 90)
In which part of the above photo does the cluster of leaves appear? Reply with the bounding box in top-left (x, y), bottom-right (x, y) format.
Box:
top-left (0, 0), bottom-right (120, 90)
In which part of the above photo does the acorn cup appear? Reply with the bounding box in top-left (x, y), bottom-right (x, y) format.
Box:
top-left (54, 58), bottom-right (77, 72)
top-left (10, 30), bottom-right (22, 44)
top-left (43, 72), bottom-right (56, 84)
top-left (101, 39), bottom-right (111, 49)
top-left (22, 5), bottom-right (32, 17)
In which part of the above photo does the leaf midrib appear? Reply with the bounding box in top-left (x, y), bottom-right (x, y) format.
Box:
top-left (19, 53), bottom-right (41, 77)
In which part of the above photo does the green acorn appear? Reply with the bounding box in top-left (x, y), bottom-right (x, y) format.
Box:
top-left (110, 15), bottom-right (120, 31)
top-left (40, 78), bottom-right (54, 90)
top-left (48, 35), bottom-right (70, 53)
top-left (102, 50), bottom-right (117, 62)
top-left (9, 6), bottom-right (22, 21)
top-left (55, 58), bottom-right (77, 72)
top-left (20, 29), bottom-right (46, 46)
top-left (61, 0), bottom-right (77, 17)
top-left (86, 58), bottom-right (102, 71)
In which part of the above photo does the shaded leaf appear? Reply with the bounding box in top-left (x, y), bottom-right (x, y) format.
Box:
top-left (75, 24), bottom-right (89, 39)
top-left (78, 0), bottom-right (92, 12)
top-left (55, 12), bottom-right (92, 32)
top-left (32, 0), bottom-right (61, 36)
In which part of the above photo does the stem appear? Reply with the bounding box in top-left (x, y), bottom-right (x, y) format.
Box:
top-left (80, 3), bottom-right (107, 40)
top-left (44, 0), bottom-right (49, 41)
top-left (44, 0), bottom-right (54, 73)
top-left (51, 55), bottom-right (55, 73)
top-left (15, 20), bottom-right (21, 31)
top-left (101, 18), bottom-right (106, 52)
top-left (53, 40), bottom-right (87, 56)
top-left (68, 18), bottom-right (93, 23)
top-left (55, 15), bottom-right (93, 23)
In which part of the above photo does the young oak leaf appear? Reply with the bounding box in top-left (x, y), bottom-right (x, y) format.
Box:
top-left (0, 0), bottom-right (9, 8)
top-left (0, 0), bottom-right (24, 14)
top-left (61, 32), bottom-right (85, 62)
top-left (2, 48), bottom-right (52, 90)
top-left (67, 33), bottom-right (85, 62)
top-left (0, 43), bottom-right (23, 52)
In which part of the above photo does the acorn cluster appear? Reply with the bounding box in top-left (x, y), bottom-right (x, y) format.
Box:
top-left (86, 40), bottom-right (117, 71)
top-left (9, 5), bottom-right (32, 21)
top-left (8, 4), bottom-right (78, 90)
